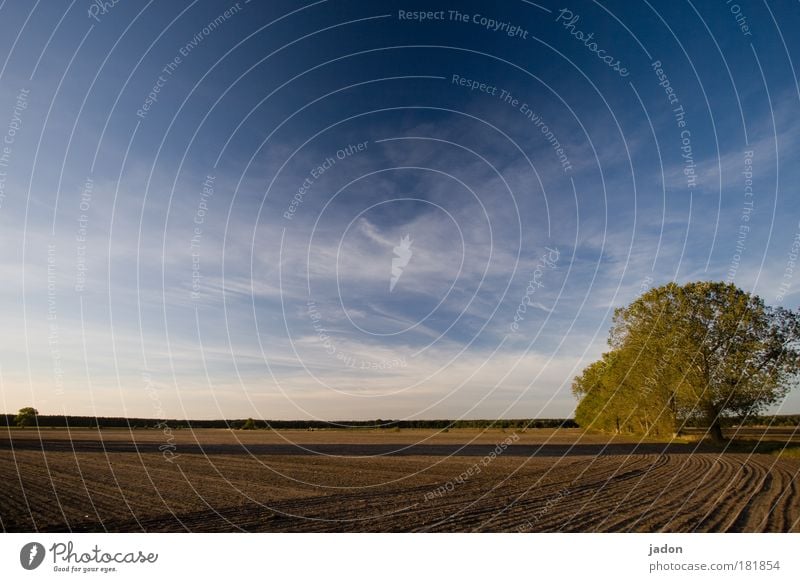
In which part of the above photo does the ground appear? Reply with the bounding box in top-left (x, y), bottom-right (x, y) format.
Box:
top-left (1, 427), bottom-right (798, 532)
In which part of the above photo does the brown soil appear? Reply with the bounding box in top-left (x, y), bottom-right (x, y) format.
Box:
top-left (1, 427), bottom-right (798, 532)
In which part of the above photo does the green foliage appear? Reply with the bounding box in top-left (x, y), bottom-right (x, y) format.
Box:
top-left (241, 418), bottom-right (257, 430)
top-left (573, 281), bottom-right (800, 440)
top-left (1, 414), bottom-right (581, 430)
top-left (773, 447), bottom-right (800, 459)
top-left (14, 407), bottom-right (38, 428)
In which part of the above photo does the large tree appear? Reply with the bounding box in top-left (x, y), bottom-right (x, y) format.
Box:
top-left (14, 407), bottom-right (38, 428)
top-left (573, 282), bottom-right (800, 441)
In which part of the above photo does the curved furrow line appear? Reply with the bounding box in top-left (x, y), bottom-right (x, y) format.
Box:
top-left (720, 456), bottom-right (785, 532)
top-left (432, 457), bottom-right (636, 531)
top-left (412, 462), bottom-right (621, 532)
top-left (785, 475), bottom-right (800, 532)
top-left (678, 457), bottom-right (749, 532)
top-left (554, 455), bottom-right (676, 531)
top-left (691, 457), bottom-right (764, 532)
top-left (583, 454), bottom-right (712, 532)
top-left (463, 481), bottom-right (593, 532)
top-left (407, 458), bottom-right (630, 532)
top-left (419, 488), bottom-right (576, 532)
top-left (648, 455), bottom-right (736, 532)
top-left (629, 455), bottom-right (737, 532)
top-left (268, 480), bottom-right (522, 530)
top-left (583, 471), bottom-right (688, 533)
top-left (551, 456), bottom-right (667, 530)
top-left (505, 456), bottom-right (626, 531)
top-left (583, 477), bottom-right (686, 531)
top-left (707, 457), bottom-right (776, 532)
top-left (403, 482), bottom-right (550, 532)
top-left (654, 455), bottom-right (742, 531)
top-left (632, 454), bottom-right (738, 531)
top-left (760, 463), bottom-right (799, 532)
top-left (527, 486), bottom-right (624, 532)
top-left (728, 469), bottom-right (777, 532)
top-left (8, 457), bottom-right (170, 529)
top-left (605, 455), bottom-right (719, 532)
top-left (69, 483), bottom-right (419, 532)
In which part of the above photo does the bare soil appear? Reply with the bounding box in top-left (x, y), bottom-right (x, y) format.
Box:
top-left (1, 427), bottom-right (798, 532)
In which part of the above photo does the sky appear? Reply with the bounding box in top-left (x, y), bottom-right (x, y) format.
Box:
top-left (0, 0), bottom-right (799, 420)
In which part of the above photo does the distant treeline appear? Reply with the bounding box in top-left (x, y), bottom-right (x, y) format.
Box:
top-left (0, 415), bottom-right (576, 430)
top-left (2, 414), bottom-right (798, 429)
top-left (728, 414), bottom-right (800, 427)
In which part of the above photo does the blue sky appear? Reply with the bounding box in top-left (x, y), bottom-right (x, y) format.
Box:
top-left (1, 0), bottom-right (799, 420)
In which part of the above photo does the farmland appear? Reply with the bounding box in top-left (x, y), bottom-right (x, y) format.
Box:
top-left (1, 427), bottom-right (798, 532)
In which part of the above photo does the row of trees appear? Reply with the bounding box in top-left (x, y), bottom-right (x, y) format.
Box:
top-left (573, 281), bottom-right (800, 440)
top-left (3, 411), bottom-right (577, 430)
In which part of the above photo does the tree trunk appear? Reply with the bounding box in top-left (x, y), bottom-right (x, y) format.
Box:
top-left (708, 418), bottom-right (726, 442)
top-left (703, 400), bottom-right (727, 442)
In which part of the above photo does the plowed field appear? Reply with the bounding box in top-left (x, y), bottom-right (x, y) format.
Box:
top-left (2, 428), bottom-right (798, 532)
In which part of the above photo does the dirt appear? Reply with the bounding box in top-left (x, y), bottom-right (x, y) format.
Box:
top-left (1, 427), bottom-right (798, 532)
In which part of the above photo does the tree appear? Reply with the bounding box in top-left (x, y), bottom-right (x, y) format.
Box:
top-left (573, 282), bottom-right (800, 441)
top-left (241, 418), bottom-right (257, 430)
top-left (15, 407), bottom-right (38, 428)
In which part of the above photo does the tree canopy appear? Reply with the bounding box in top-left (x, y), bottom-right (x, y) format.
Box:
top-left (573, 281), bottom-right (800, 440)
top-left (14, 407), bottom-right (38, 428)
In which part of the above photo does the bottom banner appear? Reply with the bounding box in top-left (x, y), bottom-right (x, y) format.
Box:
top-left (1, 533), bottom-right (797, 581)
